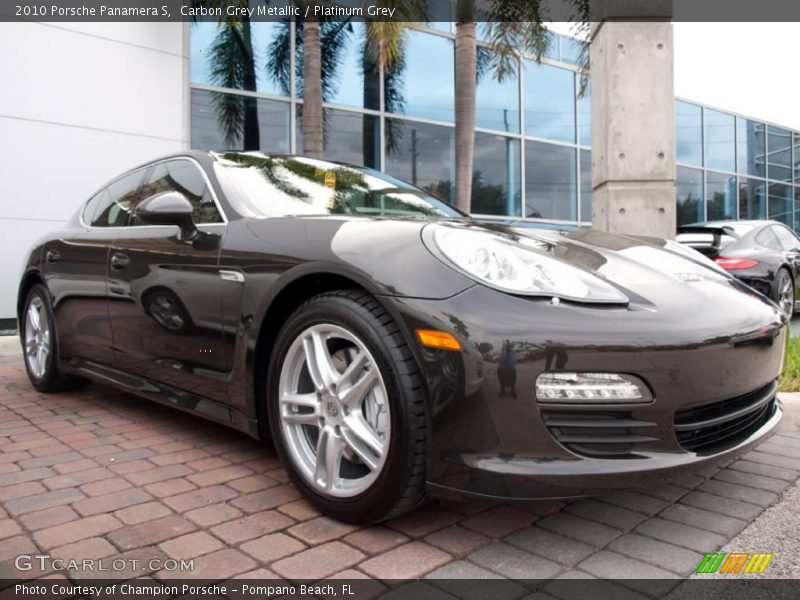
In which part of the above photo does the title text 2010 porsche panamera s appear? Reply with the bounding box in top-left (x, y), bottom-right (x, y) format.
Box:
top-left (17, 151), bottom-right (786, 523)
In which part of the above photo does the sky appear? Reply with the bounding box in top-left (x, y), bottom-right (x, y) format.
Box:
top-left (552, 21), bottom-right (799, 131)
top-left (672, 23), bottom-right (800, 131)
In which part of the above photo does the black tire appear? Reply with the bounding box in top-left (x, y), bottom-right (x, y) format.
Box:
top-left (772, 268), bottom-right (795, 317)
top-left (21, 284), bottom-right (88, 393)
top-left (266, 290), bottom-right (428, 523)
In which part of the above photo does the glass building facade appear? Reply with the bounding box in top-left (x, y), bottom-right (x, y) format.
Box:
top-left (189, 23), bottom-right (800, 232)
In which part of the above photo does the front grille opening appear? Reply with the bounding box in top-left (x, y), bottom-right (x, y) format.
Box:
top-left (543, 411), bottom-right (660, 459)
top-left (674, 380), bottom-right (778, 455)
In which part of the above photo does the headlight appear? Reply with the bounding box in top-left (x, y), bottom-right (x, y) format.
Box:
top-left (429, 225), bottom-right (628, 304)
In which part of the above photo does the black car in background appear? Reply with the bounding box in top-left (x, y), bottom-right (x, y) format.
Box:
top-left (677, 220), bottom-right (800, 316)
top-left (17, 152), bottom-right (786, 523)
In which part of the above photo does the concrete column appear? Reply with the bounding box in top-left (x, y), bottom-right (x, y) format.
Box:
top-left (590, 2), bottom-right (676, 239)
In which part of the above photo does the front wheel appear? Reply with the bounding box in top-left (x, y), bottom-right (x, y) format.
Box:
top-left (773, 268), bottom-right (795, 317)
top-left (266, 291), bottom-right (427, 523)
top-left (21, 284), bottom-right (87, 392)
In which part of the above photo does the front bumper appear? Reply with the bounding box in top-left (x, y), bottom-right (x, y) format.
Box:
top-left (384, 284), bottom-right (786, 501)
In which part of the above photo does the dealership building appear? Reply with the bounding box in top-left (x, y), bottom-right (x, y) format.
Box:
top-left (1, 19), bottom-right (799, 323)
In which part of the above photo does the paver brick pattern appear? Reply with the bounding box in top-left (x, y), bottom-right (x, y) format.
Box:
top-left (1, 356), bottom-right (799, 592)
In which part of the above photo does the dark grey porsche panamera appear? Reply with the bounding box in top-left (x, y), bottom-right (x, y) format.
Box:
top-left (18, 151), bottom-right (786, 523)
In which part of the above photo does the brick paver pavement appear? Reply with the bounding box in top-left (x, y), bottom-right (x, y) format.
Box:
top-left (1, 345), bottom-right (800, 595)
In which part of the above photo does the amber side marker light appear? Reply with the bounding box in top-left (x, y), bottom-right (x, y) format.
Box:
top-left (416, 329), bottom-right (462, 351)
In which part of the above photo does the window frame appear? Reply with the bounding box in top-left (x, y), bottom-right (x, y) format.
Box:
top-left (80, 156), bottom-right (228, 229)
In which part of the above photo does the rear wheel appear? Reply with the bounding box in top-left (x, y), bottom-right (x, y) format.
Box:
top-left (21, 284), bottom-right (87, 392)
top-left (773, 268), bottom-right (795, 317)
top-left (266, 291), bottom-right (427, 523)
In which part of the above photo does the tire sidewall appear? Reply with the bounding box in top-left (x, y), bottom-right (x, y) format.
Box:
top-left (22, 285), bottom-right (59, 391)
top-left (774, 268), bottom-right (794, 316)
top-left (266, 295), bottom-right (419, 522)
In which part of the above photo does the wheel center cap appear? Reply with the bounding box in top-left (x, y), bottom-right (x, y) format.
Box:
top-left (320, 389), bottom-right (342, 421)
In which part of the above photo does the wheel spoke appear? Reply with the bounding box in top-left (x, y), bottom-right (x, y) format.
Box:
top-left (303, 331), bottom-right (339, 392)
top-left (314, 426), bottom-right (344, 490)
top-left (340, 426), bottom-right (380, 470)
top-left (340, 367), bottom-right (378, 409)
top-left (37, 345), bottom-right (47, 371)
top-left (28, 304), bottom-right (40, 333)
top-left (339, 351), bottom-right (367, 387)
top-left (343, 413), bottom-right (384, 457)
top-left (280, 392), bottom-right (321, 425)
top-left (25, 338), bottom-right (37, 357)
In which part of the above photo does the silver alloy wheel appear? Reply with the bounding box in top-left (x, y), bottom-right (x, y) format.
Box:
top-left (778, 272), bottom-right (794, 316)
top-left (24, 296), bottom-right (51, 379)
top-left (278, 323), bottom-right (390, 498)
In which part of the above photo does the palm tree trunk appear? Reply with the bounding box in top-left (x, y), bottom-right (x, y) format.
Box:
top-left (302, 17), bottom-right (324, 157)
top-left (455, 9), bottom-right (477, 213)
top-left (239, 18), bottom-right (260, 150)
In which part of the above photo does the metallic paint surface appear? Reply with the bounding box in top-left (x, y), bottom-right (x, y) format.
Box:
top-left (16, 150), bottom-right (788, 502)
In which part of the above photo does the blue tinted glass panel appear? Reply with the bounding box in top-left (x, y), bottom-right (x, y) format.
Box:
top-left (795, 187), bottom-right (800, 234)
top-left (794, 133), bottom-right (800, 184)
top-left (190, 89), bottom-right (290, 153)
top-left (386, 31), bottom-right (454, 123)
top-left (190, 21), bottom-right (286, 96)
top-left (579, 150), bottom-right (591, 222)
top-left (476, 54), bottom-right (519, 133)
top-left (768, 126), bottom-right (792, 182)
top-left (578, 79), bottom-right (590, 147)
top-left (524, 62), bottom-right (575, 143)
top-left (739, 177), bottom-right (767, 220)
top-left (706, 171), bottom-right (737, 221)
top-left (385, 118), bottom-right (455, 203)
top-left (471, 133), bottom-right (521, 216)
top-left (323, 22), bottom-right (378, 110)
top-left (295, 22), bottom-right (379, 110)
top-left (560, 36), bottom-right (585, 65)
top-left (296, 108), bottom-right (380, 169)
top-left (768, 182), bottom-right (793, 226)
top-left (676, 167), bottom-right (703, 226)
top-left (736, 118), bottom-right (766, 177)
top-left (525, 141), bottom-right (576, 220)
top-left (676, 101), bottom-right (702, 166)
top-left (704, 108), bottom-right (735, 172)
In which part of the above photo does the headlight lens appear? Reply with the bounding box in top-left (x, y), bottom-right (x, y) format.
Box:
top-left (535, 372), bottom-right (653, 404)
top-left (430, 225), bottom-right (628, 304)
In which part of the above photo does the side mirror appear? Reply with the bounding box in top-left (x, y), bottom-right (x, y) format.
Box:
top-left (136, 191), bottom-right (198, 240)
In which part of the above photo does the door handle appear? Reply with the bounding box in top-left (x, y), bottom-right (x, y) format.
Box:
top-left (110, 252), bottom-right (130, 270)
top-left (45, 249), bottom-right (60, 263)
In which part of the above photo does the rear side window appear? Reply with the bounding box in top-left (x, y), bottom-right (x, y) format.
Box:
top-left (82, 189), bottom-right (108, 225)
top-left (773, 225), bottom-right (800, 251)
top-left (91, 170), bottom-right (146, 227)
top-left (138, 160), bottom-right (222, 224)
top-left (755, 227), bottom-right (782, 251)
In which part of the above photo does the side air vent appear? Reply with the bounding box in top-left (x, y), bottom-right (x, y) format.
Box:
top-left (674, 379), bottom-right (778, 454)
top-left (542, 411), bottom-right (660, 458)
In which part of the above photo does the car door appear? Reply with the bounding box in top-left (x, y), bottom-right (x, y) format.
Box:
top-left (44, 169), bottom-right (147, 365)
top-left (107, 158), bottom-right (230, 403)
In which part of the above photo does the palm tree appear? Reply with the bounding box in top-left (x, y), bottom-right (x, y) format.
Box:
top-left (454, 0), bottom-right (590, 213)
top-left (191, 0), bottom-right (261, 149)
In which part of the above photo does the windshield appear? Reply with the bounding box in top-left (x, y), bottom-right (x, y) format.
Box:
top-left (214, 153), bottom-right (463, 219)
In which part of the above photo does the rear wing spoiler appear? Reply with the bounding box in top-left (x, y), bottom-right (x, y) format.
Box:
top-left (676, 225), bottom-right (739, 256)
